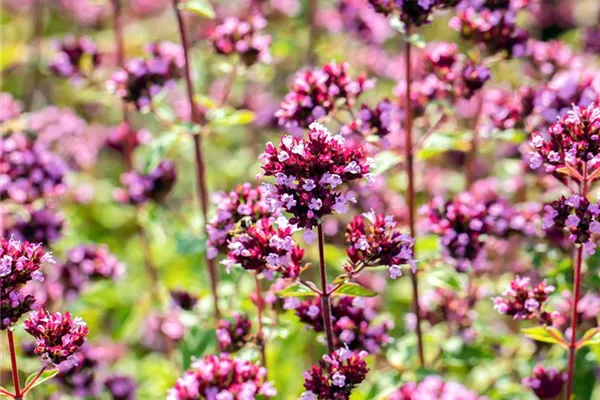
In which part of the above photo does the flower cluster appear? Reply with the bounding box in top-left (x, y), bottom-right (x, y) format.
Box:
top-left (58, 244), bottom-right (125, 298)
top-left (450, 1), bottom-right (529, 57)
top-left (552, 290), bottom-right (600, 330)
top-left (260, 123), bottom-right (374, 236)
top-left (291, 296), bottom-right (392, 353)
top-left (0, 92), bottom-right (22, 123)
top-left (542, 195), bottom-right (600, 255)
top-left (55, 344), bottom-right (101, 397)
top-left (206, 183), bottom-right (275, 259)
top-left (342, 99), bottom-right (400, 139)
top-left (275, 62), bottom-right (375, 134)
top-left (524, 39), bottom-right (579, 80)
top-left (420, 287), bottom-right (477, 342)
top-left (210, 16), bottom-right (271, 66)
top-left (167, 353), bottom-right (276, 399)
top-left (49, 36), bottom-right (100, 80)
top-left (107, 41), bottom-right (184, 110)
top-left (390, 375), bottom-right (483, 400)
top-left (104, 375), bottom-right (137, 400)
top-left (301, 347), bottom-right (369, 400)
top-left (222, 217), bottom-right (304, 278)
top-left (141, 311), bottom-right (185, 353)
top-left (7, 206), bottom-right (65, 246)
top-left (24, 309), bottom-right (88, 366)
top-left (492, 276), bottom-right (556, 323)
top-left (1, 131), bottom-right (68, 204)
top-left (522, 365), bottom-right (567, 400)
top-left (114, 160), bottom-right (176, 205)
top-left (424, 190), bottom-right (528, 271)
top-left (327, 0), bottom-right (392, 44)
top-left (345, 212), bottom-right (415, 278)
top-left (215, 312), bottom-right (253, 352)
top-left (105, 122), bottom-right (152, 156)
top-left (368, 0), bottom-right (456, 26)
top-left (583, 26), bottom-right (600, 55)
top-left (529, 102), bottom-right (600, 183)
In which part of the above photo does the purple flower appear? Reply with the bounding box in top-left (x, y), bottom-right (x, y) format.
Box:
top-left (390, 375), bottom-right (483, 399)
top-left (210, 16), bottom-right (271, 66)
top-left (492, 276), bottom-right (555, 323)
top-left (522, 365), bottom-right (567, 399)
top-left (114, 160), bottom-right (176, 205)
top-left (49, 36), bottom-right (100, 80)
top-left (104, 375), bottom-right (137, 400)
top-left (215, 313), bottom-right (252, 352)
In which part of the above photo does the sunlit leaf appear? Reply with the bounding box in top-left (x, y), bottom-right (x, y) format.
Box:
top-left (330, 282), bottom-right (377, 297)
top-left (179, 326), bottom-right (216, 370)
top-left (372, 150), bottom-right (403, 175)
top-left (176, 234), bottom-right (206, 255)
top-left (577, 328), bottom-right (600, 349)
top-left (277, 283), bottom-right (318, 298)
top-left (522, 326), bottom-right (567, 349)
top-left (23, 369), bottom-right (59, 393)
top-left (417, 131), bottom-right (470, 160)
top-left (208, 108), bottom-right (255, 127)
top-left (179, 0), bottom-right (215, 19)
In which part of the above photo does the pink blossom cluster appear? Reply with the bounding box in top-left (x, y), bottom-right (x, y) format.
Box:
top-left (105, 122), bottom-right (152, 157)
top-left (522, 365), bottom-right (567, 400)
top-left (321, 0), bottom-right (392, 45)
top-left (275, 62), bottom-right (375, 134)
top-left (529, 102), bottom-right (600, 183)
top-left (222, 217), bottom-right (305, 278)
top-left (1, 131), bottom-right (68, 204)
top-left (24, 309), bottom-right (88, 366)
top-left (492, 276), bottom-right (556, 323)
top-left (291, 295), bottom-right (392, 353)
top-left (542, 195), bottom-right (600, 255)
top-left (390, 375), bottom-right (483, 400)
top-left (167, 353), bottom-right (276, 399)
top-left (300, 347), bottom-right (369, 400)
top-left (421, 287), bottom-right (477, 342)
top-left (342, 99), bottom-right (400, 139)
top-left (215, 312), bottom-right (253, 352)
top-left (107, 41), bottom-right (185, 110)
top-left (49, 36), bottom-right (101, 80)
top-left (260, 123), bottom-right (374, 238)
top-left (140, 311), bottom-right (185, 353)
top-left (210, 16), bottom-right (271, 66)
top-left (54, 344), bottom-right (101, 397)
top-left (345, 212), bottom-right (415, 279)
top-left (114, 160), bottom-right (176, 205)
top-left (7, 206), bottom-right (65, 246)
top-left (524, 39), bottom-right (579, 80)
top-left (0, 92), bottom-right (22, 123)
top-left (206, 183), bottom-right (275, 259)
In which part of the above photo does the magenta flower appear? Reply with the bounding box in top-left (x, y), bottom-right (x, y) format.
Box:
top-left (210, 16), bottom-right (271, 66)
top-left (0, 131), bottom-right (68, 204)
top-left (24, 309), bottom-right (88, 366)
top-left (114, 160), bottom-right (176, 205)
top-left (104, 375), bottom-right (137, 400)
top-left (345, 212), bottom-right (415, 279)
top-left (301, 347), bottom-right (369, 400)
top-left (49, 36), bottom-right (100, 80)
top-left (206, 183), bottom-right (276, 259)
top-left (260, 123), bottom-right (374, 237)
top-left (0, 92), bottom-right (22, 123)
top-left (522, 365), bottom-right (567, 399)
top-left (105, 122), bottom-right (152, 156)
top-left (342, 99), bottom-right (400, 139)
top-left (492, 275), bottom-right (556, 323)
top-left (390, 375), bottom-right (483, 399)
top-left (524, 39), bottom-right (579, 80)
top-left (421, 287), bottom-right (477, 342)
top-left (140, 311), bottom-right (185, 353)
top-left (275, 62), bottom-right (375, 134)
top-left (291, 296), bottom-right (392, 353)
top-left (530, 102), bottom-right (600, 184)
top-left (222, 217), bottom-right (304, 278)
top-left (170, 289), bottom-right (199, 311)
top-left (8, 206), bottom-right (65, 246)
top-left (215, 312), bottom-right (252, 352)
top-left (1, 237), bottom-right (52, 297)
top-left (167, 353), bottom-right (276, 399)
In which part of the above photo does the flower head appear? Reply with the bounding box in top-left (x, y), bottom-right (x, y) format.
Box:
top-left (492, 276), bottom-right (555, 323)
top-left (104, 375), bottom-right (137, 400)
top-left (390, 375), bottom-right (483, 399)
top-left (24, 309), bottom-right (88, 366)
top-left (49, 36), bottom-right (100, 80)
top-left (301, 347), bottom-right (369, 400)
top-left (215, 313), bottom-right (252, 352)
top-left (167, 353), bottom-right (276, 399)
top-left (210, 16), bottom-right (271, 66)
top-left (522, 365), bottom-right (567, 399)
top-left (114, 160), bottom-right (176, 205)
top-left (260, 123), bottom-right (373, 231)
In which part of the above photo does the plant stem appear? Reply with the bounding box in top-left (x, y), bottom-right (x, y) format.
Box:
top-left (404, 23), bottom-right (425, 368)
top-left (24, 3), bottom-right (44, 110)
top-left (317, 224), bottom-right (335, 353)
top-left (255, 275), bottom-right (267, 369)
top-left (7, 330), bottom-right (21, 398)
top-left (565, 165), bottom-right (589, 399)
top-left (307, 0), bottom-right (319, 65)
top-left (465, 91), bottom-right (484, 188)
top-left (21, 365), bottom-right (47, 395)
top-left (171, 0), bottom-right (221, 318)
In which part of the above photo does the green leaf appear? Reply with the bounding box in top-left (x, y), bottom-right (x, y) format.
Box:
top-left (577, 328), bottom-right (600, 349)
top-left (417, 130), bottom-right (470, 160)
top-left (372, 150), bottom-right (403, 175)
top-left (522, 326), bottom-right (567, 348)
top-left (0, 385), bottom-right (13, 398)
top-left (176, 233), bottom-right (206, 255)
top-left (277, 283), bottom-right (318, 298)
top-left (179, 0), bottom-right (215, 19)
top-left (208, 109), bottom-right (255, 126)
top-left (415, 234), bottom-right (440, 259)
top-left (331, 282), bottom-right (377, 297)
top-left (179, 326), bottom-right (216, 370)
top-left (23, 369), bottom-right (59, 393)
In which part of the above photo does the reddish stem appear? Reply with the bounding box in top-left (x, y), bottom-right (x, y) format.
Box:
top-left (7, 330), bottom-right (21, 398)
top-left (465, 91), bottom-right (484, 188)
top-left (307, 0), bottom-right (319, 65)
top-left (565, 165), bottom-right (589, 399)
top-left (21, 365), bottom-right (47, 395)
top-left (171, 0), bottom-right (221, 318)
top-left (317, 224), bottom-right (335, 353)
top-left (404, 24), bottom-right (426, 368)
top-left (255, 275), bottom-right (267, 369)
